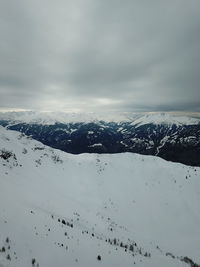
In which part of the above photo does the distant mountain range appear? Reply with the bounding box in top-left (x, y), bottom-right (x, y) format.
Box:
top-left (0, 111), bottom-right (199, 166)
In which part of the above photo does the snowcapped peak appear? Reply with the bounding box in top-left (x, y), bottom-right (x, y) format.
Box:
top-left (0, 111), bottom-right (199, 126)
top-left (0, 111), bottom-right (131, 124)
top-left (130, 112), bottom-right (200, 127)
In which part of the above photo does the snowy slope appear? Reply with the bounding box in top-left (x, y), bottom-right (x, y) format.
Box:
top-left (0, 126), bottom-right (200, 267)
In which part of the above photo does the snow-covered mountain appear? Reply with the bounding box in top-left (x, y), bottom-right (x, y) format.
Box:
top-left (130, 113), bottom-right (200, 127)
top-left (0, 112), bottom-right (199, 166)
top-left (0, 126), bottom-right (200, 267)
top-left (0, 111), bottom-right (132, 124)
top-left (0, 111), bottom-right (199, 125)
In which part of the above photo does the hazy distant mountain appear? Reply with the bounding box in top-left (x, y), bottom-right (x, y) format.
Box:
top-left (0, 112), bottom-right (199, 166)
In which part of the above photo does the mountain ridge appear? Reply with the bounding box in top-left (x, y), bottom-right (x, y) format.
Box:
top-left (0, 112), bottom-right (199, 167)
top-left (0, 111), bottom-right (199, 126)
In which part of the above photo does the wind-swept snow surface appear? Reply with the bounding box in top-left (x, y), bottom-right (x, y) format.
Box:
top-left (0, 126), bottom-right (200, 267)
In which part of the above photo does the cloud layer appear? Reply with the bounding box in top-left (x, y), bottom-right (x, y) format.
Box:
top-left (0, 0), bottom-right (200, 112)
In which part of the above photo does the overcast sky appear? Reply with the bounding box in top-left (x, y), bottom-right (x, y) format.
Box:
top-left (0, 0), bottom-right (200, 113)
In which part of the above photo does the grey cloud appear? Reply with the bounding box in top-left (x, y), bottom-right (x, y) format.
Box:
top-left (118, 101), bottom-right (200, 113)
top-left (0, 0), bottom-right (200, 112)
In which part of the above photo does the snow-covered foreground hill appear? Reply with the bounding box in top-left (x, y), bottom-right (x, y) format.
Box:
top-left (0, 126), bottom-right (200, 267)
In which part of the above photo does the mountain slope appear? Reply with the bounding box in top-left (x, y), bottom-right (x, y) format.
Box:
top-left (0, 126), bottom-right (200, 267)
top-left (0, 112), bottom-right (199, 166)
